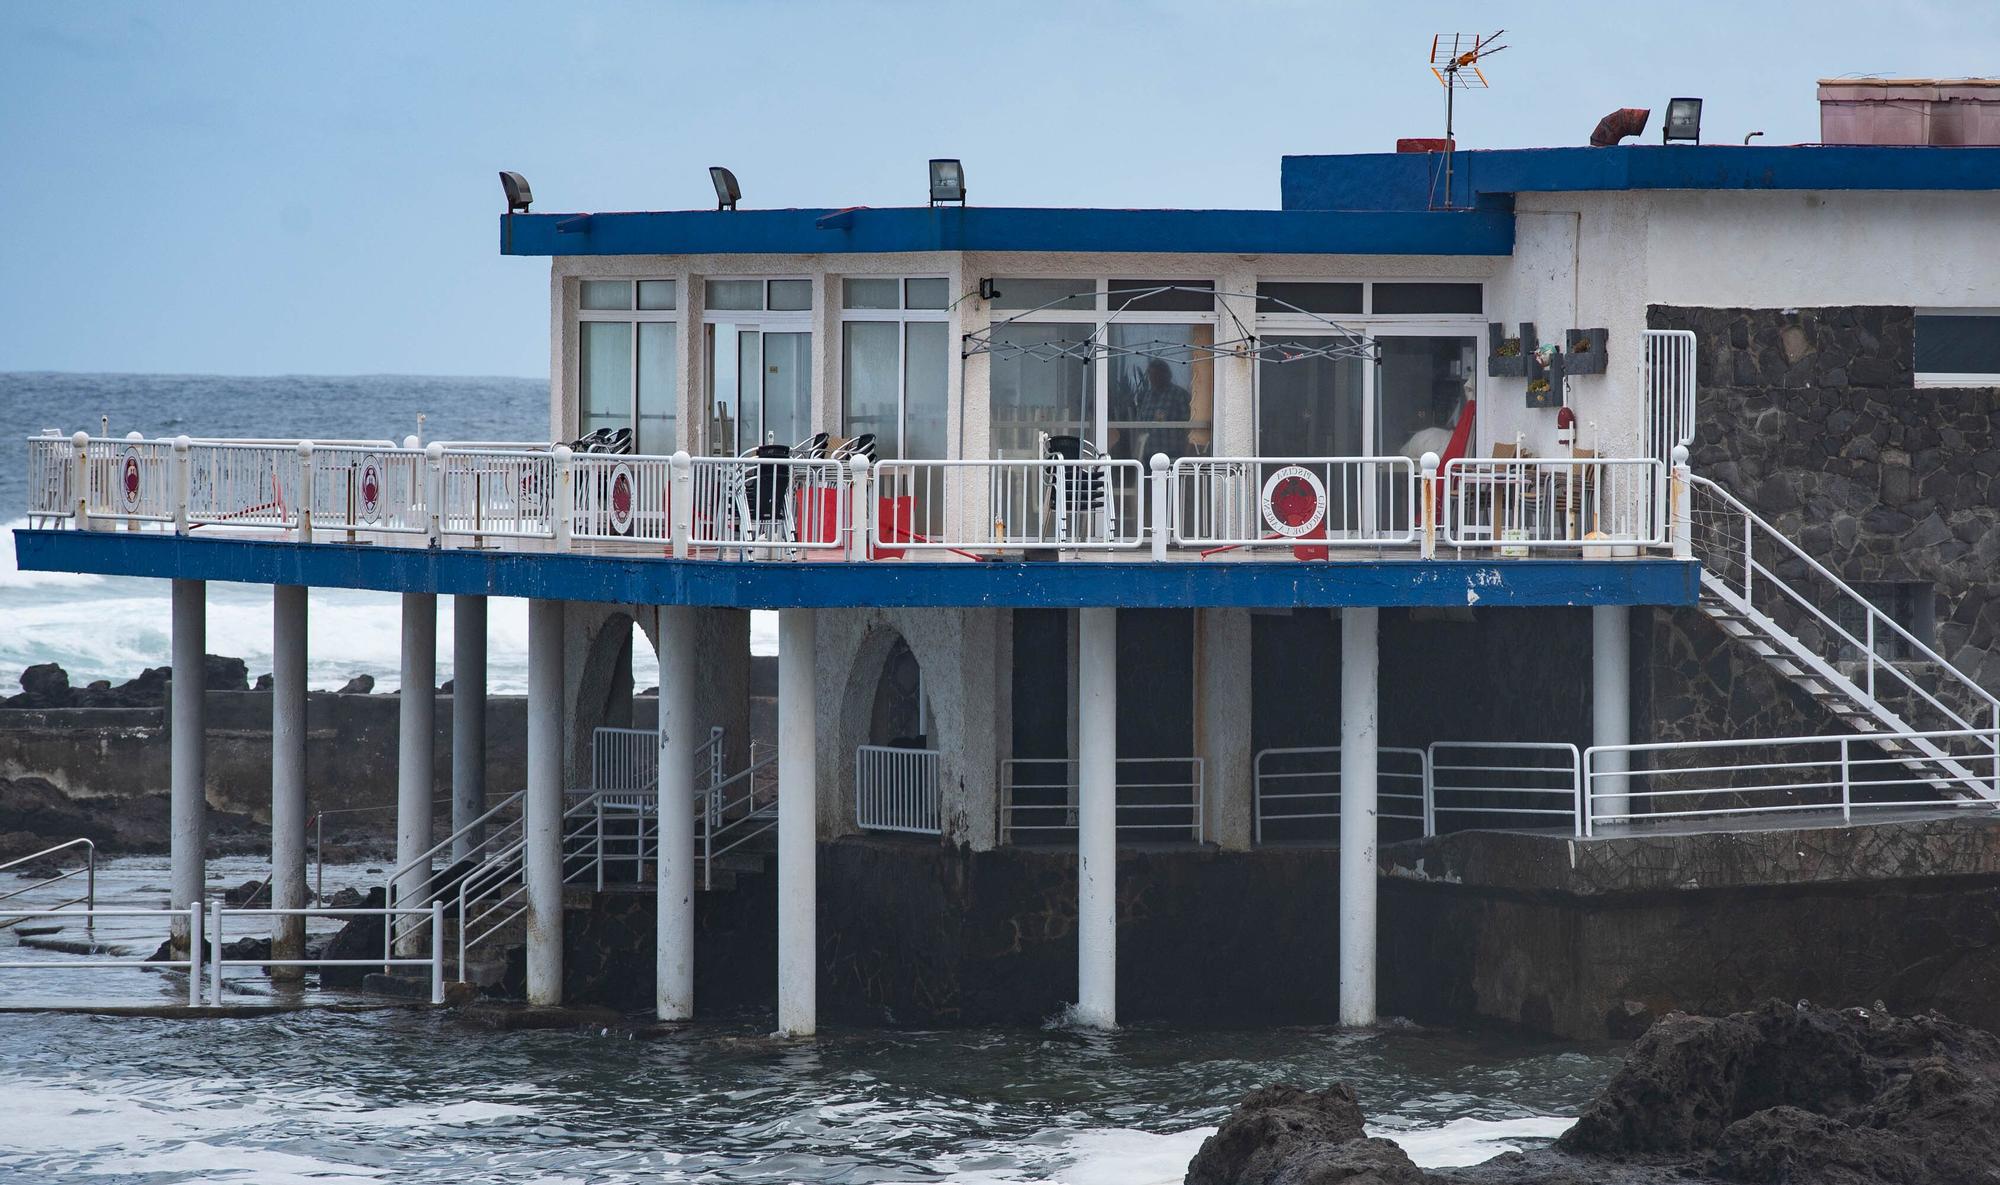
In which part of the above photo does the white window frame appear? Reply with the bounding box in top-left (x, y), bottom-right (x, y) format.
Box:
top-left (576, 278), bottom-right (680, 452)
top-left (985, 276), bottom-right (1222, 457)
top-left (700, 277), bottom-right (815, 454)
top-left (1914, 307), bottom-right (2000, 389)
top-left (838, 276), bottom-right (951, 459)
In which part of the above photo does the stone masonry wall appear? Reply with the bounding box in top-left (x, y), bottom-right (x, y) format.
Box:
top-left (1641, 304), bottom-right (2000, 748)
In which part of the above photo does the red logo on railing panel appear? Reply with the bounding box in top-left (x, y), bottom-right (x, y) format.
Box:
top-left (608, 463), bottom-right (635, 534)
top-left (119, 449), bottom-right (142, 513)
top-left (358, 455), bottom-right (383, 523)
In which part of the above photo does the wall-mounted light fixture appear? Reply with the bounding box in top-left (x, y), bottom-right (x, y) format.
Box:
top-left (929, 158), bottom-right (966, 206)
top-left (1663, 97), bottom-right (1703, 143)
top-left (978, 277), bottom-right (1001, 301)
top-left (710, 166), bottom-right (741, 211)
top-left (499, 171), bottom-right (533, 213)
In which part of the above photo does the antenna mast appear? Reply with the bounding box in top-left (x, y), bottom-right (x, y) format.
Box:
top-left (1428, 30), bottom-right (1508, 210)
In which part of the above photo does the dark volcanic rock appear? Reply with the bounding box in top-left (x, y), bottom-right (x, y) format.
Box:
top-left (1186, 1084), bottom-right (1427, 1185)
top-left (221, 879), bottom-right (271, 906)
top-left (14, 663), bottom-right (73, 707)
top-left (337, 674), bottom-right (375, 695)
top-left (203, 654), bottom-right (249, 692)
top-left (317, 887), bottom-right (386, 986)
top-left (1197, 1003), bottom-right (2000, 1185)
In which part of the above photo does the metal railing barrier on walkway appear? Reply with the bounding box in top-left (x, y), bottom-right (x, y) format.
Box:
top-left (0, 906), bottom-right (203, 1006)
top-left (1001, 757), bottom-right (1204, 844)
top-left (1583, 726), bottom-right (2000, 835)
top-left (855, 745), bottom-right (942, 835)
top-left (1427, 741), bottom-right (1584, 837)
top-left (1251, 747), bottom-right (1427, 844)
top-left (0, 839), bottom-right (95, 929)
top-left (1171, 457), bottom-right (1418, 550)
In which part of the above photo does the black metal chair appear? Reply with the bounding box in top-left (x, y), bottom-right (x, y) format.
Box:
top-left (1043, 433), bottom-right (1108, 544)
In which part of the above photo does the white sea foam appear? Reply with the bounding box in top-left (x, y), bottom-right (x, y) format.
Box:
top-left (0, 522), bottom-right (778, 694)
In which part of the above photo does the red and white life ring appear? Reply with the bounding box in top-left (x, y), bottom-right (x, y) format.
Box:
top-left (1260, 465), bottom-right (1327, 538)
top-left (118, 448), bottom-right (143, 514)
top-left (358, 455), bottom-right (384, 523)
top-left (608, 463), bottom-right (636, 534)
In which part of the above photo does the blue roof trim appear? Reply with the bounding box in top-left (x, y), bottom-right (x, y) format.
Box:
top-left (13, 531), bottom-right (1697, 609)
top-left (1282, 144), bottom-right (2000, 211)
top-left (500, 205), bottom-right (1514, 258)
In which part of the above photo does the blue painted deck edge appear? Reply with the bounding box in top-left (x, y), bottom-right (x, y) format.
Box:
top-left (500, 206), bottom-right (1515, 258)
top-left (14, 531), bottom-right (1699, 609)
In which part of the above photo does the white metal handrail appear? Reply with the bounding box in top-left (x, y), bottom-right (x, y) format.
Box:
top-left (440, 448), bottom-right (557, 540)
top-left (83, 437), bottom-right (176, 523)
top-left (1000, 756), bottom-right (1204, 843)
top-left (27, 433), bottom-right (73, 522)
top-left (1583, 726), bottom-right (2000, 835)
top-left (855, 745), bottom-right (942, 835)
top-left (309, 445), bottom-right (432, 536)
top-left (1171, 457), bottom-right (1418, 549)
top-left (0, 838), bottom-right (96, 926)
top-left (185, 441), bottom-right (302, 530)
top-left (384, 789), bottom-right (526, 958)
top-left (1427, 741), bottom-right (1584, 837)
top-left (1442, 457), bottom-right (1665, 551)
top-left (1689, 475), bottom-right (2000, 756)
top-left (211, 901), bottom-right (443, 1005)
top-left (873, 457), bottom-right (1146, 552)
top-left (1251, 746), bottom-right (1427, 843)
top-left (683, 454), bottom-right (851, 554)
top-left (0, 905), bottom-right (203, 1006)
top-left (702, 745), bottom-right (779, 888)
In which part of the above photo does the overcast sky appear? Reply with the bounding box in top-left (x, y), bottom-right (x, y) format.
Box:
top-left (3, 1), bottom-right (1996, 377)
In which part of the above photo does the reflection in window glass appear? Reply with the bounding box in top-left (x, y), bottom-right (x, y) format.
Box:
top-left (767, 279), bottom-right (813, 311)
top-left (904, 322), bottom-right (949, 459)
top-left (1256, 282), bottom-right (1363, 315)
top-left (580, 322), bottom-right (633, 438)
top-left (636, 322), bottom-right (677, 454)
top-left (842, 321), bottom-right (901, 458)
top-left (705, 280), bottom-right (763, 311)
top-left (843, 278), bottom-right (900, 310)
top-left (1376, 337), bottom-right (1475, 459)
top-left (1105, 324), bottom-right (1213, 461)
top-left (1258, 346), bottom-right (1364, 457)
top-left (580, 280), bottom-right (631, 311)
top-left (761, 332), bottom-right (812, 445)
top-left (1109, 280), bottom-right (1214, 313)
top-left (637, 280), bottom-right (678, 311)
top-left (1916, 314), bottom-right (2000, 376)
top-left (1371, 283), bottom-right (1483, 314)
top-left (991, 278), bottom-right (1095, 311)
top-left (989, 324), bottom-right (1094, 456)
top-left (904, 277), bottom-right (950, 309)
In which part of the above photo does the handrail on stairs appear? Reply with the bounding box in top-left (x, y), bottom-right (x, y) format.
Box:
top-left (1688, 474), bottom-right (2000, 795)
top-left (0, 838), bottom-right (96, 929)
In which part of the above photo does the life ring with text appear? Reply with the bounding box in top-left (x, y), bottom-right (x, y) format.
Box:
top-left (1260, 465), bottom-right (1327, 538)
top-left (608, 463), bottom-right (636, 534)
top-left (358, 455), bottom-right (384, 523)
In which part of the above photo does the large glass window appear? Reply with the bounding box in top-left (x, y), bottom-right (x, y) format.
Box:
top-left (989, 324), bottom-right (1094, 457)
top-left (1105, 324), bottom-right (1213, 462)
top-left (839, 278), bottom-right (950, 460)
top-left (577, 280), bottom-right (678, 452)
top-left (1916, 312), bottom-right (2000, 386)
top-left (1376, 336), bottom-right (1475, 459)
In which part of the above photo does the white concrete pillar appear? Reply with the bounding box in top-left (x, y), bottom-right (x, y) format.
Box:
top-left (1338, 606), bottom-right (1378, 1027)
top-left (1593, 604), bottom-right (1632, 826)
top-left (270, 584), bottom-right (308, 981)
top-left (656, 605), bottom-right (698, 1021)
top-left (777, 608), bottom-right (817, 1037)
top-left (1075, 606), bottom-right (1117, 1030)
top-left (452, 594), bottom-right (488, 861)
top-left (169, 579), bottom-right (206, 955)
top-left (394, 593), bottom-right (436, 955)
top-left (526, 598), bottom-right (566, 1004)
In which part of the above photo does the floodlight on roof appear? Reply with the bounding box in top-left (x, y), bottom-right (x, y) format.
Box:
top-left (710, 166), bottom-right (741, 211)
top-left (1664, 97), bottom-right (1704, 143)
top-left (499, 171), bottom-right (533, 214)
top-left (929, 159), bottom-right (966, 206)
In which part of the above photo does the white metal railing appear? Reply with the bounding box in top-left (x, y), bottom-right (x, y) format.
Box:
top-left (1171, 457), bottom-right (1417, 549)
top-left (1689, 475), bottom-right (2000, 761)
top-left (1442, 457), bottom-right (1665, 552)
top-left (210, 900), bottom-right (443, 1005)
top-left (873, 458), bottom-right (1146, 552)
top-left (27, 433), bottom-right (73, 522)
top-left (1251, 746), bottom-right (1427, 843)
top-left (593, 726), bottom-right (659, 797)
top-left (185, 441), bottom-right (302, 531)
top-left (0, 906), bottom-right (204, 1005)
top-left (0, 839), bottom-right (96, 927)
top-left (441, 448), bottom-right (557, 540)
top-left (1643, 328), bottom-right (1698, 465)
top-left (1583, 727), bottom-right (2000, 834)
top-left (1000, 757), bottom-right (1204, 843)
top-left (855, 745), bottom-right (942, 835)
top-left (33, 433), bottom-right (1696, 564)
top-left (385, 789), bottom-right (525, 960)
top-left (1427, 741), bottom-right (1584, 837)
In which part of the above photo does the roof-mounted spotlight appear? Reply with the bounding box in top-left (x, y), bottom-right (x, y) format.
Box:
top-left (928, 158), bottom-right (966, 206)
top-left (1663, 97), bottom-right (1703, 144)
top-left (499, 171), bottom-right (533, 214)
top-left (710, 166), bottom-right (741, 211)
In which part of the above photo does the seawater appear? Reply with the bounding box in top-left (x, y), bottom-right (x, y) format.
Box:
top-left (0, 372), bottom-right (778, 694)
top-left (1, 379), bottom-right (1619, 1179)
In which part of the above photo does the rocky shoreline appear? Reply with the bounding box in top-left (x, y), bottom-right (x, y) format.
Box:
top-left (1188, 1000), bottom-right (2000, 1184)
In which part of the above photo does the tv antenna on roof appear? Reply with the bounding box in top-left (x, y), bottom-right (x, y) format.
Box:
top-left (1429, 30), bottom-right (1508, 210)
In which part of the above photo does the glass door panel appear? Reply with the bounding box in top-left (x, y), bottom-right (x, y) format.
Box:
top-left (1375, 336), bottom-right (1476, 534)
top-left (762, 332), bottom-right (811, 448)
top-left (635, 322), bottom-right (677, 455)
top-left (580, 321), bottom-right (634, 440)
top-left (1258, 343), bottom-right (1366, 534)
